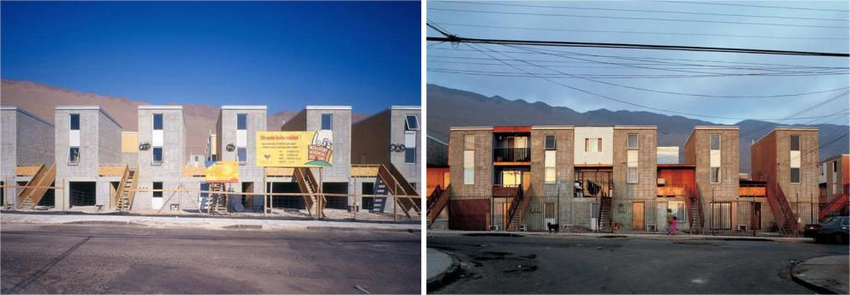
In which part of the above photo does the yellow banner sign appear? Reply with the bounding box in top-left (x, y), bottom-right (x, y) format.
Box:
top-left (205, 161), bottom-right (239, 183)
top-left (256, 131), bottom-right (333, 167)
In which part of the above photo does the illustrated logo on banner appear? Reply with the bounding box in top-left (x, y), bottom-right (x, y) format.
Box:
top-left (205, 161), bottom-right (239, 183)
top-left (255, 131), bottom-right (333, 167)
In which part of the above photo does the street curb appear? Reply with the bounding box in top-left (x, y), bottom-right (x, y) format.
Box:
top-left (428, 230), bottom-right (811, 243)
top-left (0, 210), bottom-right (419, 225)
top-left (427, 248), bottom-right (461, 292)
top-left (790, 255), bottom-right (849, 294)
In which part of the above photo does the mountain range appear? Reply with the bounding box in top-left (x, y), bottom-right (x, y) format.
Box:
top-left (0, 79), bottom-right (366, 156)
top-left (427, 84), bottom-right (849, 174)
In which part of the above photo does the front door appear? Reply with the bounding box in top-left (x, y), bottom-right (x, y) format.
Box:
top-left (632, 202), bottom-right (645, 231)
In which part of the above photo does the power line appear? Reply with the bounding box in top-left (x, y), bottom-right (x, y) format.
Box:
top-left (428, 8), bottom-right (850, 29)
top-left (426, 36), bottom-right (850, 57)
top-left (428, 67), bottom-right (850, 80)
top-left (649, 0), bottom-right (850, 13)
top-left (434, 1), bottom-right (850, 22)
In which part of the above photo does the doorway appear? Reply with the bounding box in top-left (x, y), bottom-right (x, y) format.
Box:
top-left (752, 202), bottom-right (762, 230)
top-left (241, 182), bottom-right (254, 211)
top-left (69, 181), bottom-right (96, 207)
top-left (632, 202), bottom-right (645, 231)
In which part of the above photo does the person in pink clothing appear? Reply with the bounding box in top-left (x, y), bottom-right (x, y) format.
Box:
top-left (670, 216), bottom-right (678, 235)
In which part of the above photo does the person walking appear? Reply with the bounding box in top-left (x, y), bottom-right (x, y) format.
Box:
top-left (666, 209), bottom-right (674, 235)
top-left (671, 216), bottom-right (678, 235)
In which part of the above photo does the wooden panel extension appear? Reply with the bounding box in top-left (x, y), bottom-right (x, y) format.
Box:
top-left (16, 164), bottom-right (56, 209)
top-left (739, 186), bottom-right (766, 197)
top-left (351, 165), bottom-right (379, 177)
top-left (657, 186), bottom-right (687, 197)
top-left (182, 166), bottom-right (206, 177)
top-left (98, 165), bottom-right (127, 176)
top-left (15, 165), bottom-right (42, 176)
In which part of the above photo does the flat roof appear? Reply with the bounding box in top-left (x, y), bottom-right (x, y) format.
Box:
top-left (752, 126), bottom-right (819, 146)
top-left (614, 125), bottom-right (657, 130)
top-left (531, 125), bottom-right (574, 130)
top-left (1, 106), bottom-right (54, 127)
top-left (55, 105), bottom-right (121, 128)
top-left (823, 154), bottom-right (850, 162)
top-left (685, 125), bottom-right (739, 147)
top-left (306, 105), bottom-right (351, 110)
top-left (450, 126), bottom-right (492, 131)
top-left (138, 105), bottom-right (183, 110)
top-left (221, 105), bottom-right (267, 110)
top-left (390, 105), bottom-right (421, 110)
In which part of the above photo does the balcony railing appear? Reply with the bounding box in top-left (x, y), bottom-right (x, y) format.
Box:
top-left (493, 148), bottom-right (530, 163)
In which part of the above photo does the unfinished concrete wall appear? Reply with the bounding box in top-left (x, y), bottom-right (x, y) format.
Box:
top-left (752, 128), bottom-right (820, 225)
top-left (684, 126), bottom-right (740, 229)
top-left (135, 106), bottom-right (187, 210)
top-left (612, 126), bottom-right (658, 231)
top-left (97, 109), bottom-right (122, 165)
top-left (218, 106), bottom-right (266, 210)
top-left (449, 128), bottom-right (493, 198)
top-left (351, 109), bottom-right (390, 165)
top-left (389, 107), bottom-right (420, 192)
top-left (527, 126), bottom-right (574, 232)
top-left (305, 106), bottom-right (351, 183)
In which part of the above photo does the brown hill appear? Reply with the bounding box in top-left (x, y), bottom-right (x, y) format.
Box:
top-left (0, 79), bottom-right (364, 156)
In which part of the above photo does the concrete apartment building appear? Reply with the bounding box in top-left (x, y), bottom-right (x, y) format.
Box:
top-left (684, 126), bottom-right (744, 231)
top-left (281, 105), bottom-right (353, 209)
top-left (133, 106), bottom-right (187, 210)
top-left (443, 125), bottom-right (659, 232)
top-left (1, 107), bottom-right (55, 208)
top-left (751, 127), bottom-right (820, 231)
top-left (54, 106), bottom-right (122, 210)
top-left (215, 105), bottom-right (267, 212)
top-left (820, 154), bottom-right (849, 212)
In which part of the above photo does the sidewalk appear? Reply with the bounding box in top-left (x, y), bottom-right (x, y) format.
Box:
top-left (427, 248), bottom-right (459, 291)
top-left (0, 212), bottom-right (420, 233)
top-left (428, 229), bottom-right (812, 243)
top-left (792, 255), bottom-right (849, 294)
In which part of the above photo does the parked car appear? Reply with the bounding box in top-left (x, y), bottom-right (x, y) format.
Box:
top-left (803, 216), bottom-right (849, 244)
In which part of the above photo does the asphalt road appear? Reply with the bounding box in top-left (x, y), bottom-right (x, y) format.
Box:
top-left (1, 223), bottom-right (421, 294)
top-left (428, 233), bottom-right (848, 294)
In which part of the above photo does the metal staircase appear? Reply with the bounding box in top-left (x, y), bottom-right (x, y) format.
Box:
top-left (114, 167), bottom-right (138, 212)
top-left (597, 195), bottom-right (613, 233)
top-left (819, 193), bottom-right (849, 221)
top-left (766, 179), bottom-right (798, 235)
top-left (687, 185), bottom-right (704, 234)
top-left (17, 164), bottom-right (56, 209)
top-left (506, 186), bottom-right (531, 231)
top-left (295, 167), bottom-right (325, 217)
top-left (427, 184), bottom-right (451, 228)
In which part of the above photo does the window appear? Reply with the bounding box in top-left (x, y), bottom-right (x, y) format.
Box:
top-left (70, 114), bottom-right (80, 130)
top-left (627, 134), bottom-right (639, 149)
top-left (585, 138), bottom-right (602, 152)
top-left (321, 113), bottom-right (332, 130)
top-left (153, 114), bottom-right (163, 130)
top-left (627, 167), bottom-right (638, 184)
top-left (545, 135), bottom-right (556, 150)
top-left (153, 147), bottom-right (163, 164)
top-left (790, 135), bottom-right (800, 151)
top-left (237, 114), bottom-right (247, 130)
top-left (710, 134), bottom-right (721, 150)
top-left (545, 150), bottom-right (556, 184)
top-left (153, 182), bottom-right (163, 198)
top-left (237, 147), bottom-right (247, 163)
top-left (405, 147), bottom-right (416, 163)
top-left (710, 167), bottom-right (721, 183)
top-left (405, 115), bottom-right (419, 131)
top-left (834, 162), bottom-right (838, 172)
top-left (790, 167), bottom-right (800, 183)
top-left (464, 135), bottom-right (475, 185)
top-left (405, 131), bottom-right (416, 163)
top-left (710, 202), bottom-right (732, 230)
top-left (69, 147), bottom-right (80, 164)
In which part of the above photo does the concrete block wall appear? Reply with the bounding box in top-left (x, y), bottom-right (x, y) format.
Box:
top-left (304, 106), bottom-right (351, 184)
top-left (216, 106), bottom-right (266, 210)
top-left (527, 126), bottom-right (574, 231)
top-left (135, 106), bottom-right (187, 210)
top-left (389, 107), bottom-right (421, 192)
top-left (1, 107), bottom-right (55, 205)
top-left (612, 127), bottom-right (658, 230)
top-left (448, 128), bottom-right (493, 199)
top-left (684, 126), bottom-right (740, 229)
top-left (351, 110), bottom-right (390, 165)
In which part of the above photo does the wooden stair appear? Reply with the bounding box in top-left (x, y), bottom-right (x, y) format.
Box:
top-left (597, 196), bottom-right (613, 233)
top-left (16, 164), bottom-right (56, 209)
top-left (427, 185), bottom-right (451, 228)
top-left (114, 167), bottom-right (138, 212)
top-left (206, 183), bottom-right (229, 214)
top-left (376, 163), bottom-right (420, 218)
top-left (295, 167), bottom-right (325, 218)
top-left (506, 186), bottom-right (531, 231)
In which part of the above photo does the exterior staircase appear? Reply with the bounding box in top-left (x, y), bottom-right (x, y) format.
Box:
top-left (597, 195), bottom-right (613, 233)
top-left (16, 164), bottom-right (56, 209)
top-left (376, 164), bottom-right (420, 218)
top-left (114, 167), bottom-right (138, 212)
top-left (687, 185), bottom-right (704, 234)
top-left (295, 167), bottom-right (325, 218)
top-left (206, 183), bottom-right (228, 214)
top-left (427, 184), bottom-right (451, 228)
top-left (371, 178), bottom-right (388, 213)
top-left (819, 193), bottom-right (849, 221)
top-left (766, 180), bottom-right (798, 235)
top-left (506, 186), bottom-right (531, 231)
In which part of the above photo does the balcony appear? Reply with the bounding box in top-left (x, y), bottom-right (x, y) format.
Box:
top-left (493, 148), bottom-right (530, 163)
top-left (493, 185), bottom-right (521, 198)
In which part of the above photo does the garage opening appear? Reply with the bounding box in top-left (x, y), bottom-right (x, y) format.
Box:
top-left (267, 182), bottom-right (304, 209)
top-left (69, 181), bottom-right (96, 207)
top-left (323, 182), bottom-right (349, 209)
top-left (37, 181), bottom-right (55, 207)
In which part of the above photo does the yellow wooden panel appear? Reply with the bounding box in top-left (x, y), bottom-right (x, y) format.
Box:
top-left (121, 132), bottom-right (138, 154)
top-left (182, 166), bottom-right (206, 177)
top-left (15, 165), bottom-right (42, 176)
top-left (351, 166), bottom-right (379, 177)
top-left (265, 167), bottom-right (294, 177)
top-left (98, 165), bottom-right (126, 176)
top-left (657, 186), bottom-right (686, 197)
top-left (739, 186), bottom-right (766, 196)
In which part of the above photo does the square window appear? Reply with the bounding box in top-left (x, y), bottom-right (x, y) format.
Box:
top-left (405, 115), bottom-right (419, 131)
top-left (237, 114), bottom-right (247, 130)
top-left (790, 167), bottom-right (800, 183)
top-left (710, 134), bottom-right (721, 150)
top-left (545, 135), bottom-right (556, 150)
top-left (70, 114), bottom-right (80, 130)
top-left (710, 167), bottom-right (721, 183)
top-left (790, 135), bottom-right (800, 151)
top-left (153, 182), bottom-right (163, 198)
top-left (153, 114), bottom-right (163, 130)
top-left (628, 167), bottom-right (638, 184)
top-left (545, 167), bottom-right (556, 184)
top-left (597, 138), bottom-right (602, 152)
top-left (153, 147), bottom-right (163, 163)
top-left (321, 114), bottom-right (333, 130)
top-left (627, 134), bottom-right (639, 149)
top-left (405, 147), bottom-right (416, 163)
top-left (237, 147), bottom-right (247, 163)
top-left (69, 147), bottom-right (80, 163)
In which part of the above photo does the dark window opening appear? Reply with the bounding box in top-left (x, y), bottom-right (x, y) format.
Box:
top-left (70, 114), bottom-right (80, 130)
top-left (545, 135), bottom-right (556, 150)
top-left (361, 182), bottom-right (375, 210)
top-left (268, 182), bottom-right (305, 209)
top-left (153, 147), bottom-right (163, 163)
top-left (790, 135), bottom-right (800, 151)
top-left (322, 182), bottom-right (349, 209)
top-left (321, 114), bottom-right (333, 130)
top-left (69, 182), bottom-right (96, 207)
top-left (237, 114), bottom-right (247, 130)
top-left (69, 147), bottom-right (80, 164)
top-left (153, 114), bottom-right (163, 130)
top-left (153, 182), bottom-right (163, 198)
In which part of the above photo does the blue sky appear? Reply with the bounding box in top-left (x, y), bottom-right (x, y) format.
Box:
top-left (427, 1), bottom-right (849, 125)
top-left (2, 1), bottom-right (421, 115)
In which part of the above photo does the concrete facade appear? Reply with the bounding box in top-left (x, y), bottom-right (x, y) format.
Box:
top-left (526, 126), bottom-right (575, 231)
top-left (612, 126), bottom-right (658, 231)
top-left (54, 106), bottom-right (122, 209)
top-left (820, 154), bottom-right (849, 205)
top-left (134, 106), bottom-right (187, 210)
top-left (1, 107), bottom-right (55, 206)
top-left (751, 127), bottom-right (820, 226)
top-left (683, 126), bottom-right (740, 230)
top-left (216, 105), bottom-right (266, 211)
